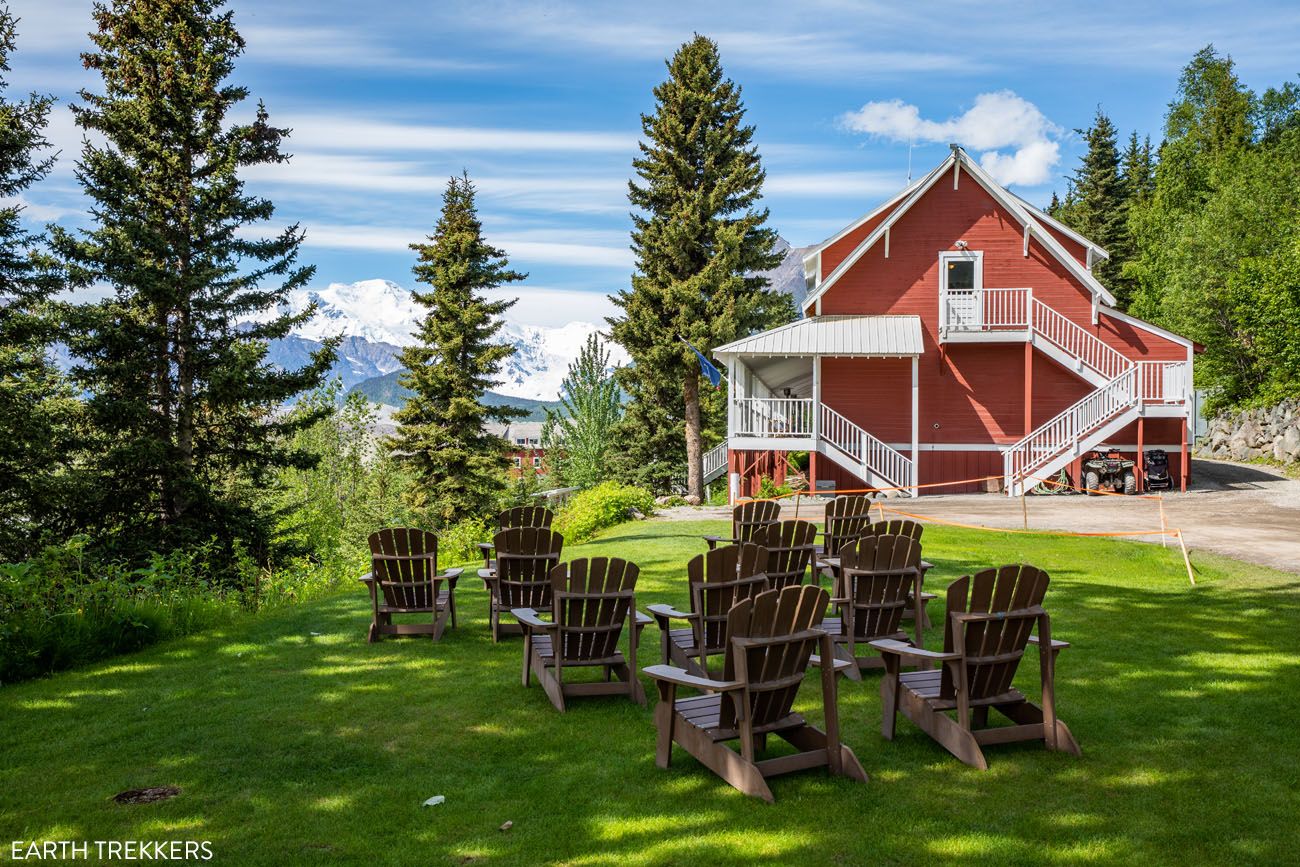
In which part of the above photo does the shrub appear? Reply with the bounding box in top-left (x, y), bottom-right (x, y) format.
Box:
top-left (553, 482), bottom-right (656, 543)
top-left (0, 537), bottom-right (244, 684)
top-left (755, 475), bottom-right (793, 500)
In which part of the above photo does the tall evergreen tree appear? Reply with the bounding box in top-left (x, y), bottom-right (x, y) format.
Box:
top-left (1120, 132), bottom-right (1156, 202)
top-left (609, 35), bottom-right (793, 499)
top-left (1061, 108), bottom-right (1130, 300)
top-left (541, 332), bottom-right (621, 489)
top-left (0, 7), bottom-right (78, 560)
top-left (51, 0), bottom-right (334, 569)
top-left (388, 173), bottom-right (524, 525)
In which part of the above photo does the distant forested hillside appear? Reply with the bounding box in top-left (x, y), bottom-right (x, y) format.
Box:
top-left (349, 370), bottom-right (562, 421)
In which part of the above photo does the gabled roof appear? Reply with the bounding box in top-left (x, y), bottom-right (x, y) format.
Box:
top-left (803, 146), bottom-right (1118, 311)
top-left (800, 170), bottom-right (935, 265)
top-left (712, 314), bottom-right (923, 358)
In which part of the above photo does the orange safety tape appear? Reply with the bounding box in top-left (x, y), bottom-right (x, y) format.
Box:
top-left (875, 503), bottom-right (1178, 538)
top-left (734, 475), bottom-right (1005, 504)
top-left (1037, 477), bottom-right (1163, 501)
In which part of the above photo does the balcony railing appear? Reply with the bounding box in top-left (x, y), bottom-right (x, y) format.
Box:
top-left (940, 287), bottom-right (1031, 332)
top-left (734, 397), bottom-right (813, 438)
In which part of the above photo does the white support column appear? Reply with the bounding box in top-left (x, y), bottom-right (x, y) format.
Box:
top-left (911, 355), bottom-right (920, 497)
top-left (726, 357), bottom-right (737, 439)
top-left (811, 355), bottom-right (822, 449)
top-left (1023, 224), bottom-right (1030, 257)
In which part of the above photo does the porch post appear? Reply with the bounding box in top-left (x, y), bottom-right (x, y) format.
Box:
top-left (812, 356), bottom-right (822, 447)
top-left (726, 357), bottom-right (737, 440)
top-left (1024, 341), bottom-right (1033, 436)
top-left (1136, 416), bottom-right (1146, 492)
top-left (910, 355), bottom-right (920, 497)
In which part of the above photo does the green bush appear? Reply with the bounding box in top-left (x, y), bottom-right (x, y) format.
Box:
top-left (553, 482), bottom-right (656, 543)
top-left (0, 537), bottom-right (245, 684)
top-left (755, 475), bottom-right (793, 500)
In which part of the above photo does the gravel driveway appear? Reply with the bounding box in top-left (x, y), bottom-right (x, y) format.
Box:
top-left (658, 460), bottom-right (1300, 573)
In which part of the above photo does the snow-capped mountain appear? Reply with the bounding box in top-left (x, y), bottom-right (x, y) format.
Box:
top-left (250, 279), bottom-right (628, 400)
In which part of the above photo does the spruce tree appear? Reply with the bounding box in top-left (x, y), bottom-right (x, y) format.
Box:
top-left (609, 35), bottom-right (793, 499)
top-left (1062, 108), bottom-right (1129, 298)
top-left (51, 0), bottom-right (334, 569)
top-left (388, 173), bottom-right (524, 525)
top-left (0, 7), bottom-right (78, 559)
top-left (1121, 132), bottom-right (1156, 202)
top-left (541, 332), bottom-right (621, 489)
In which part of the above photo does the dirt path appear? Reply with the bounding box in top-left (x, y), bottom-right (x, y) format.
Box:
top-left (658, 460), bottom-right (1300, 573)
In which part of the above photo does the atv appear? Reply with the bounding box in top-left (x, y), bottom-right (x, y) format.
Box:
top-left (1081, 445), bottom-right (1137, 495)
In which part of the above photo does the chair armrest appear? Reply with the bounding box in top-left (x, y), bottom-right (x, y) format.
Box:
top-left (830, 596), bottom-right (851, 605)
top-left (633, 610), bottom-right (653, 627)
top-left (809, 655), bottom-right (854, 673)
top-left (645, 602), bottom-right (697, 624)
top-left (643, 664), bottom-right (742, 692)
top-left (509, 608), bottom-right (556, 630)
top-left (869, 639), bottom-right (961, 662)
top-left (1028, 636), bottom-right (1070, 651)
top-left (477, 542), bottom-right (494, 552)
top-left (371, 552), bottom-right (438, 561)
top-left (358, 572), bottom-right (374, 584)
top-left (477, 568), bottom-right (496, 580)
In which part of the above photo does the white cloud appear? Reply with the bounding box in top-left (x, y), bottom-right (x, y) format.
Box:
top-left (294, 223), bottom-right (632, 268)
top-left (840, 91), bottom-right (1062, 186)
top-left (764, 171), bottom-right (903, 199)
top-left (284, 115), bottom-right (635, 154)
top-left (486, 286), bottom-right (620, 328)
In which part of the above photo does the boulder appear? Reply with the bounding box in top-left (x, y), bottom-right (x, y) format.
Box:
top-left (1238, 419), bottom-right (1264, 449)
top-left (1278, 426), bottom-right (1300, 462)
top-left (682, 494), bottom-right (701, 506)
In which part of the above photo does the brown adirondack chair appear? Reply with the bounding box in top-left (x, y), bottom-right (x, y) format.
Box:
top-left (750, 520), bottom-right (818, 590)
top-left (478, 527), bottom-right (564, 641)
top-left (703, 500), bottom-right (780, 550)
top-left (360, 528), bottom-right (464, 642)
top-left (646, 543), bottom-right (769, 678)
top-left (820, 494), bottom-right (876, 558)
top-left (871, 565), bottom-right (1081, 769)
top-left (645, 584), bottom-right (869, 802)
top-left (858, 518), bottom-right (934, 628)
top-left (821, 534), bottom-right (922, 680)
top-left (478, 506), bottom-right (555, 569)
top-left (511, 557), bottom-right (651, 712)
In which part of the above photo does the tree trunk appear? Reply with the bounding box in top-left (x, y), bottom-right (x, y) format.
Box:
top-left (684, 371), bottom-right (702, 500)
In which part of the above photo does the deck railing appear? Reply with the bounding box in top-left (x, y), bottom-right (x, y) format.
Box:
top-left (940, 287), bottom-right (1031, 332)
top-left (1137, 361), bottom-right (1189, 404)
top-left (734, 397), bottom-right (813, 438)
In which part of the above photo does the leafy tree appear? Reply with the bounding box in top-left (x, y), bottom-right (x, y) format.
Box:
top-left (609, 35), bottom-right (793, 499)
top-left (541, 332), bottom-right (621, 489)
top-left (0, 8), bottom-right (80, 560)
top-left (50, 0), bottom-right (334, 572)
top-left (388, 172), bottom-right (524, 525)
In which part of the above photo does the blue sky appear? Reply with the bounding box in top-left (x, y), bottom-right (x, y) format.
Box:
top-left (9, 0), bottom-right (1300, 325)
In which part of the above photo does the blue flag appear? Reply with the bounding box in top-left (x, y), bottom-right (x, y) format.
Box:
top-left (682, 338), bottom-right (723, 388)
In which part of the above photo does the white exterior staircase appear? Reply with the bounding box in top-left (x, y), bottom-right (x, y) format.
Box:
top-left (818, 404), bottom-right (914, 493)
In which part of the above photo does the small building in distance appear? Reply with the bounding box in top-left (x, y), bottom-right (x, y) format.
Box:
top-left (489, 421), bottom-right (546, 476)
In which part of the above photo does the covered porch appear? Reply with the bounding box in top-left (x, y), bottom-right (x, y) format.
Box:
top-left (713, 315), bottom-right (925, 497)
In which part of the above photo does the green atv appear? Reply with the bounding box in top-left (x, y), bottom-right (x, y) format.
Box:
top-left (1082, 445), bottom-right (1137, 495)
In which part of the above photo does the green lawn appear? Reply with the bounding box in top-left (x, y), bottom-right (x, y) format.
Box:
top-left (3, 519), bottom-right (1299, 865)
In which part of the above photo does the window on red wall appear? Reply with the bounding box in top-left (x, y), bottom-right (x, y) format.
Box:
top-left (513, 456), bottom-right (521, 468)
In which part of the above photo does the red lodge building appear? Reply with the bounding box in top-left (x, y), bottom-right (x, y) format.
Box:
top-left (711, 146), bottom-right (1197, 499)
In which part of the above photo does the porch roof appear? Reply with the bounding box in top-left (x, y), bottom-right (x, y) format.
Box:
top-left (712, 314), bottom-right (923, 358)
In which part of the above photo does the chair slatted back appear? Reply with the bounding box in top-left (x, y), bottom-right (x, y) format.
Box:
top-left (494, 527), bottom-right (564, 610)
top-left (733, 500), bottom-right (781, 543)
top-left (940, 565), bottom-right (1050, 702)
top-left (498, 506), bottom-right (554, 530)
top-left (688, 543), bottom-right (770, 653)
top-left (861, 518), bottom-right (924, 541)
top-left (838, 534), bottom-right (920, 640)
top-left (823, 495), bottom-right (875, 557)
top-left (369, 528), bottom-right (439, 609)
top-left (550, 557), bottom-right (638, 663)
top-left (750, 520), bottom-right (818, 590)
top-left (718, 584), bottom-right (829, 731)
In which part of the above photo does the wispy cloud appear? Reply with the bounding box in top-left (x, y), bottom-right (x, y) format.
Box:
top-left (240, 24), bottom-right (494, 73)
top-left (840, 91), bottom-right (1063, 186)
top-left (296, 223), bottom-right (632, 268)
top-left (765, 171), bottom-right (904, 199)
top-left (283, 115), bottom-right (636, 154)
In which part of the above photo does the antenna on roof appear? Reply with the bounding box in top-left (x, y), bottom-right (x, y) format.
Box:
top-left (906, 141), bottom-right (914, 184)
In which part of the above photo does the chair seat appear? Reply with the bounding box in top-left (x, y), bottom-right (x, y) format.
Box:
top-left (821, 618), bottom-right (907, 643)
top-left (531, 634), bottom-right (626, 668)
top-left (377, 588), bottom-right (450, 614)
top-left (667, 627), bottom-right (723, 658)
top-left (898, 669), bottom-right (1026, 711)
top-left (674, 693), bottom-right (806, 741)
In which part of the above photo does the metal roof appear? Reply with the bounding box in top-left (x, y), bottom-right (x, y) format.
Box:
top-left (712, 314), bottom-right (923, 358)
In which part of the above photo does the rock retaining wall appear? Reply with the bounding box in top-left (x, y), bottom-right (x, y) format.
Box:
top-left (1196, 398), bottom-right (1300, 463)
